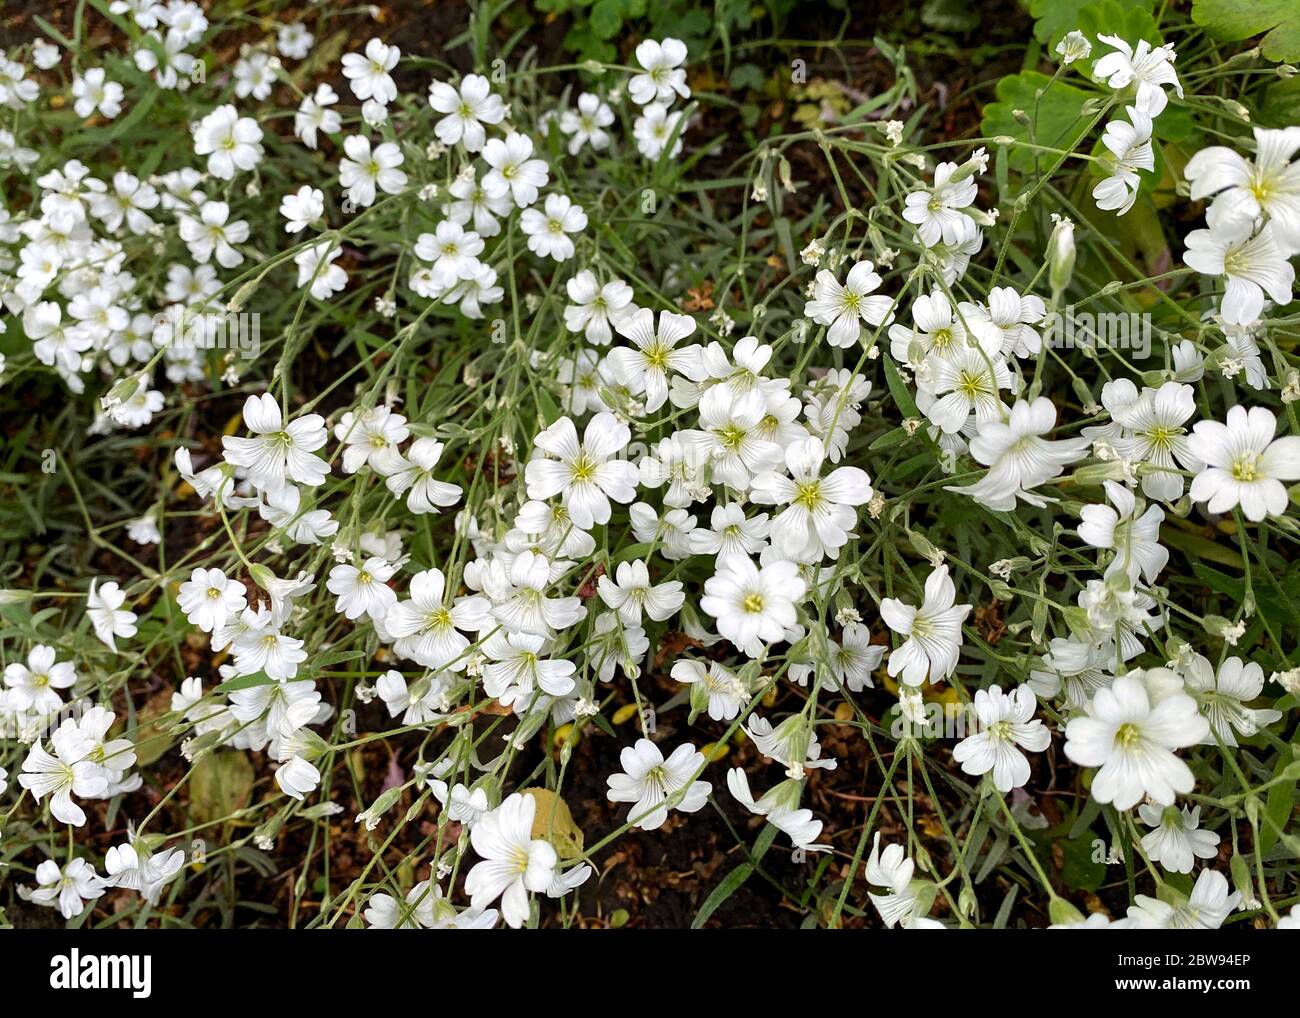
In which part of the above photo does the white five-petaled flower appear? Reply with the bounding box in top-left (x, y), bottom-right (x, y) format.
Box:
top-left (86, 578), bottom-right (137, 652)
top-left (1187, 405), bottom-right (1300, 521)
top-left (339, 135), bottom-right (407, 208)
top-left (1093, 106), bottom-right (1154, 216)
top-left (520, 192), bottom-right (587, 261)
top-left (428, 73), bottom-right (505, 152)
top-left (23, 858), bottom-right (104, 919)
top-left (18, 720), bottom-right (108, 826)
top-left (341, 38), bottom-right (399, 104)
top-left (628, 38), bottom-right (690, 106)
top-left (864, 833), bottom-right (944, 928)
top-left (1183, 220), bottom-right (1295, 326)
top-left (947, 397), bottom-right (1091, 511)
top-left (804, 261), bottom-right (895, 348)
top-left (750, 435), bottom-right (873, 562)
top-left (334, 405), bottom-right (410, 476)
top-left (700, 556), bottom-right (805, 658)
top-left (903, 160), bottom-right (980, 248)
top-left (608, 307), bottom-right (700, 412)
top-left (1093, 35), bottom-right (1182, 117)
top-left (1064, 672), bottom-right (1209, 809)
top-left (881, 564), bottom-right (971, 687)
top-left (1185, 127), bottom-right (1300, 249)
top-left (191, 104), bottom-right (263, 180)
top-left (1078, 480), bottom-right (1168, 584)
top-left (464, 793), bottom-right (558, 928)
top-left (384, 568), bottom-right (484, 670)
top-left (524, 412), bottom-right (638, 528)
top-left (385, 437), bottom-right (463, 514)
top-left (597, 560), bottom-right (685, 625)
top-left (4, 644), bottom-right (77, 714)
top-left (952, 685), bottom-right (1050, 791)
top-left (564, 270), bottom-right (635, 345)
top-left (482, 131), bottom-right (549, 208)
top-left (177, 567), bottom-right (247, 633)
top-left (222, 393), bottom-right (330, 490)
top-left (606, 738), bottom-right (710, 830)
top-left (327, 556), bottom-right (398, 621)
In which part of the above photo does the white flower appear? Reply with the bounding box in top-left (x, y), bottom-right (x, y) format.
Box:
top-left (726, 769), bottom-right (826, 852)
top-left (804, 261), bottom-right (894, 348)
top-left (295, 84), bottom-right (341, 149)
top-left (4, 644), bottom-right (76, 714)
top-left (481, 550), bottom-right (586, 636)
top-left (952, 685), bottom-right (1050, 791)
top-left (606, 738), bottom-right (710, 830)
top-left (229, 611), bottom-right (309, 681)
top-left (465, 793), bottom-right (557, 928)
top-left (1138, 804), bottom-right (1219, 874)
top-left (1124, 869), bottom-right (1239, 929)
top-left (750, 435), bottom-right (873, 562)
top-left (1093, 35), bottom-right (1182, 117)
top-left (520, 192), bottom-right (587, 261)
top-left (628, 38), bottom-right (689, 106)
top-left (1183, 220), bottom-right (1295, 326)
top-left (102, 835), bottom-right (185, 904)
top-left (1063, 673), bottom-right (1208, 809)
top-left (277, 22), bottom-right (313, 60)
top-left (560, 93), bottom-right (615, 153)
top-left (608, 307), bottom-right (700, 412)
top-left (71, 68), bottom-right (124, 119)
top-left (1093, 107), bottom-right (1154, 216)
top-left (385, 437), bottom-right (462, 514)
top-left (700, 556), bottom-right (805, 658)
top-left (672, 659), bottom-right (748, 721)
top-left (24, 858), bottom-right (104, 919)
top-left (865, 833), bottom-right (943, 928)
top-left (1185, 127), bottom-right (1300, 249)
top-left (524, 412), bottom-right (638, 528)
top-left (177, 567), bottom-right (247, 633)
top-left (87, 578), bottom-right (138, 652)
top-left (1055, 30), bottom-right (1092, 65)
top-left (192, 104), bottom-right (263, 180)
top-left (385, 568), bottom-right (483, 670)
top-left (339, 135), bottom-right (407, 208)
top-left (233, 51), bottom-right (277, 100)
top-left (482, 630), bottom-right (576, 706)
top-left (342, 38), bottom-right (399, 104)
top-left (946, 397), bottom-right (1090, 510)
top-left (633, 102), bottom-right (684, 160)
top-left (903, 160), bottom-right (979, 248)
top-left (428, 73), bottom-right (504, 152)
top-left (280, 185), bottom-right (324, 233)
top-left (1179, 653), bottom-right (1281, 746)
top-left (691, 502), bottom-right (770, 562)
top-left (222, 393), bottom-right (330, 490)
top-left (18, 721), bottom-right (108, 826)
top-left (563, 271), bottom-right (634, 345)
top-left (334, 405), bottom-right (409, 475)
top-left (1187, 405), bottom-right (1300, 521)
top-left (880, 564), bottom-right (971, 687)
top-left (413, 220), bottom-right (485, 290)
top-left (295, 240), bottom-right (348, 300)
top-left (482, 131), bottom-right (549, 208)
top-left (1077, 480), bottom-right (1168, 584)
top-left (683, 387), bottom-right (783, 489)
top-left (327, 556), bottom-right (398, 621)
top-left (178, 200), bottom-right (249, 268)
top-left (597, 560), bottom-right (684, 625)
top-left (1113, 381), bottom-right (1200, 501)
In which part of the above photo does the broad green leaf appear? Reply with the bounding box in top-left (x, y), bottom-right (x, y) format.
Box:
top-left (981, 72), bottom-right (1095, 174)
top-left (1191, 0), bottom-right (1300, 63)
top-left (189, 751), bottom-right (255, 823)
